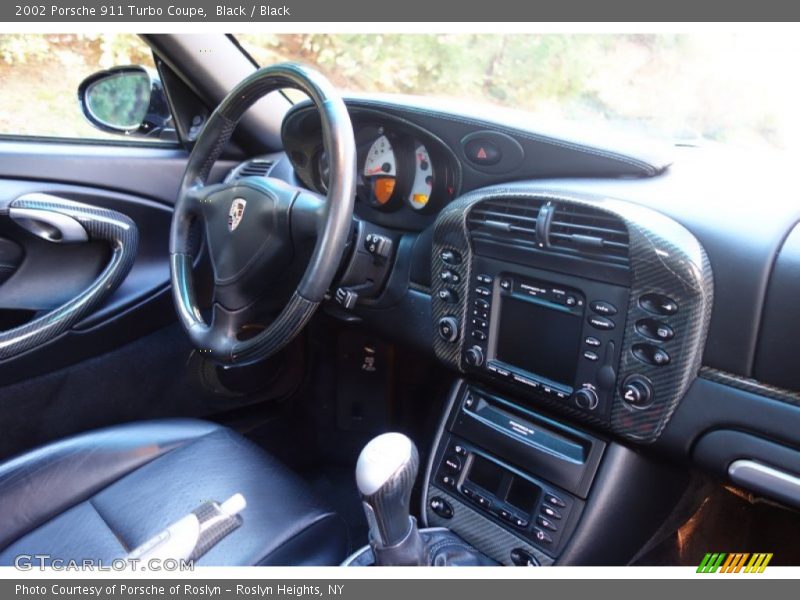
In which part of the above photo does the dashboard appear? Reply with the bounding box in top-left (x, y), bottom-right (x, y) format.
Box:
top-left (251, 94), bottom-right (800, 519)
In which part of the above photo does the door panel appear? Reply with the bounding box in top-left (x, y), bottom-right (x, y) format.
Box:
top-left (0, 141), bottom-right (235, 204)
top-left (0, 134), bottom-right (243, 385)
top-left (0, 176), bottom-right (172, 380)
top-left (0, 140), bottom-right (226, 382)
top-left (0, 138), bottom-right (308, 462)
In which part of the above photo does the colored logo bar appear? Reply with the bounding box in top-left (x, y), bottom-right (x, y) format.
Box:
top-left (697, 553), bottom-right (773, 573)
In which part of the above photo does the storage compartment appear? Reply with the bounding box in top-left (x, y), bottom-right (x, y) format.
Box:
top-left (693, 429), bottom-right (800, 508)
top-left (754, 222), bottom-right (800, 391)
top-left (449, 387), bottom-right (605, 498)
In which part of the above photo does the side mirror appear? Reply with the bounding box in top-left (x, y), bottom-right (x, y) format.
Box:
top-left (78, 65), bottom-right (174, 139)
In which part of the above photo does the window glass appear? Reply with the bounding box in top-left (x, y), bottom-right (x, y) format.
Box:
top-left (0, 34), bottom-right (173, 143)
top-left (238, 33), bottom-right (800, 154)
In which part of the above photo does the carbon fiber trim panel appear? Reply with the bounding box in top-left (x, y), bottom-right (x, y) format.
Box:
top-left (421, 380), bottom-right (465, 524)
top-left (431, 206), bottom-right (474, 368)
top-left (189, 501), bottom-right (242, 561)
top-left (699, 367), bottom-right (800, 408)
top-left (425, 487), bottom-right (553, 566)
top-left (1, 194), bottom-right (138, 361)
top-left (432, 183), bottom-right (713, 443)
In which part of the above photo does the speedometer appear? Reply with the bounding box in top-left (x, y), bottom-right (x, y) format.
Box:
top-left (363, 135), bottom-right (397, 206)
top-left (364, 135), bottom-right (397, 178)
top-left (408, 143), bottom-right (433, 211)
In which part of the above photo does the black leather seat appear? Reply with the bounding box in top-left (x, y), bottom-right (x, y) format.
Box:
top-left (0, 419), bottom-right (348, 566)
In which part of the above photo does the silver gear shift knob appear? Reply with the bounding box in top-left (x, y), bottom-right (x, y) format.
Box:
top-left (356, 432), bottom-right (419, 549)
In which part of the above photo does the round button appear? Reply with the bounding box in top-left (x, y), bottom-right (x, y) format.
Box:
top-left (510, 548), bottom-right (539, 566)
top-left (573, 387), bottom-right (599, 410)
top-left (429, 496), bottom-right (454, 519)
top-left (438, 316), bottom-right (459, 342)
top-left (465, 346), bottom-right (484, 367)
top-left (621, 375), bottom-right (655, 408)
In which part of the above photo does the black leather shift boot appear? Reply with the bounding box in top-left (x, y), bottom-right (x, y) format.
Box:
top-left (344, 527), bottom-right (498, 566)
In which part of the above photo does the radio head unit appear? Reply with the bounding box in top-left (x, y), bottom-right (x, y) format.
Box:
top-left (464, 258), bottom-right (629, 418)
top-left (492, 283), bottom-right (585, 389)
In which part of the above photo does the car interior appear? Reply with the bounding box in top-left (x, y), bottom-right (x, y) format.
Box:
top-left (0, 32), bottom-right (799, 567)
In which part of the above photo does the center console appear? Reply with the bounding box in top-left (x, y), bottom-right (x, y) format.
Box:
top-left (422, 381), bottom-right (691, 565)
top-left (423, 383), bottom-right (599, 565)
top-left (431, 186), bottom-right (713, 443)
top-left (424, 185), bottom-right (714, 565)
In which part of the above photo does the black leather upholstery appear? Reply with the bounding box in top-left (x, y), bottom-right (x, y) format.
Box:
top-left (0, 419), bottom-right (348, 566)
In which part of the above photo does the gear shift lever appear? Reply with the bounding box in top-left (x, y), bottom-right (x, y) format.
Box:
top-left (356, 432), bottom-right (425, 565)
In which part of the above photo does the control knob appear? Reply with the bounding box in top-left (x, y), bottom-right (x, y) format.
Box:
top-left (574, 387), bottom-right (599, 411)
top-left (621, 375), bottom-right (655, 408)
top-left (465, 346), bottom-right (484, 367)
top-left (438, 316), bottom-right (459, 343)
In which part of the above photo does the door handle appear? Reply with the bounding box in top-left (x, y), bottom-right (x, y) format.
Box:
top-left (9, 194), bottom-right (89, 243)
top-left (0, 193), bottom-right (139, 360)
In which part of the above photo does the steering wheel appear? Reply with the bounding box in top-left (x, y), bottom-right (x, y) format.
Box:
top-left (169, 64), bottom-right (355, 365)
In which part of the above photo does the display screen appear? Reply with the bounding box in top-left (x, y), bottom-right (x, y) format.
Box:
top-left (467, 456), bottom-right (504, 493)
top-left (506, 477), bottom-right (541, 514)
top-left (495, 296), bottom-right (582, 386)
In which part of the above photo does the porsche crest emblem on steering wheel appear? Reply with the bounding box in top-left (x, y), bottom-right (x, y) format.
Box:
top-left (228, 198), bottom-right (247, 232)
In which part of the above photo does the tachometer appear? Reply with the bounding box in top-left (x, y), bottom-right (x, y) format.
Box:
top-left (408, 143), bottom-right (433, 211)
top-left (363, 135), bottom-right (397, 206)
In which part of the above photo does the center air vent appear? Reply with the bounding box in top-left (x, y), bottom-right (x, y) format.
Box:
top-left (467, 197), bottom-right (630, 267)
top-left (547, 203), bottom-right (630, 266)
top-left (467, 197), bottom-right (546, 250)
top-left (228, 158), bottom-right (274, 181)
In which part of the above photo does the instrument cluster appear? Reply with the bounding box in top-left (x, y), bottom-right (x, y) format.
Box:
top-left (314, 123), bottom-right (458, 218)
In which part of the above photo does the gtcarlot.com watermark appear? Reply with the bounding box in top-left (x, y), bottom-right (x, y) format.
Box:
top-left (14, 554), bottom-right (193, 571)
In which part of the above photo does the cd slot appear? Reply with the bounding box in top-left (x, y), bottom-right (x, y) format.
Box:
top-left (451, 389), bottom-right (605, 498)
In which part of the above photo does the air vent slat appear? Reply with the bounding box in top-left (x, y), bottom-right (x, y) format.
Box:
top-left (232, 159), bottom-right (274, 180)
top-left (470, 209), bottom-right (539, 225)
top-left (549, 203), bottom-right (630, 266)
top-left (467, 197), bottom-right (544, 248)
top-left (468, 197), bottom-right (630, 268)
top-left (549, 221), bottom-right (628, 239)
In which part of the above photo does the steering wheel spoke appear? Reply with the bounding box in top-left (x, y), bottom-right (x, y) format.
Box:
top-left (291, 189), bottom-right (327, 240)
top-left (169, 64), bottom-right (356, 366)
top-left (202, 303), bottom-right (250, 360)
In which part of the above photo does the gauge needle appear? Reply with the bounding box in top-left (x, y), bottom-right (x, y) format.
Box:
top-left (367, 167), bottom-right (385, 175)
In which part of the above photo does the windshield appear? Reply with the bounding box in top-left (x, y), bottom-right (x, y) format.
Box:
top-left (238, 33), bottom-right (800, 155)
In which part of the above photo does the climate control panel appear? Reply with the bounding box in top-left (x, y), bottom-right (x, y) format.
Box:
top-left (431, 434), bottom-right (582, 555)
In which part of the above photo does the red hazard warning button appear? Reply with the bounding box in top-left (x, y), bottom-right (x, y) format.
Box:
top-left (464, 138), bottom-right (501, 166)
